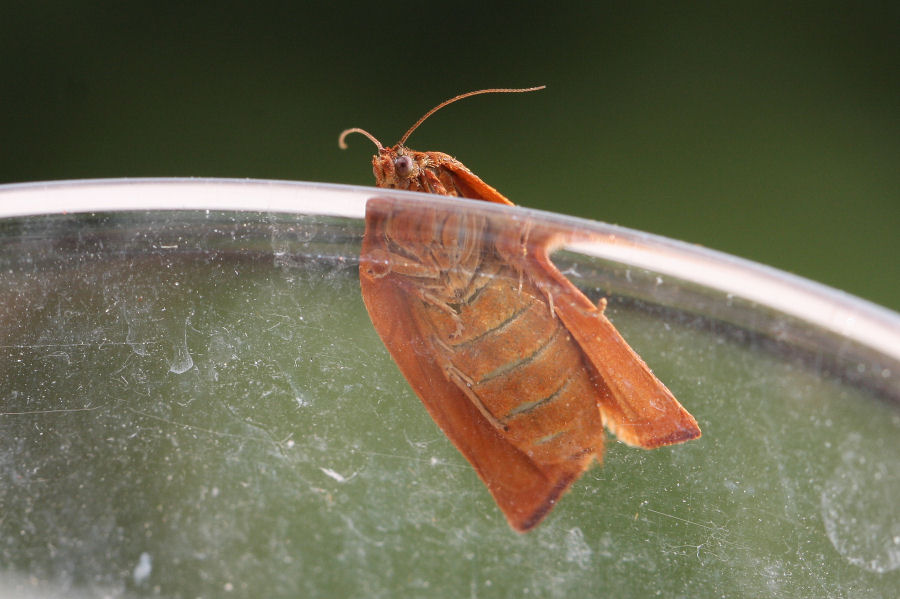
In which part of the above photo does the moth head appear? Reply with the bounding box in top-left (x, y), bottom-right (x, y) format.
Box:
top-left (366, 145), bottom-right (419, 189)
top-left (338, 128), bottom-right (414, 188)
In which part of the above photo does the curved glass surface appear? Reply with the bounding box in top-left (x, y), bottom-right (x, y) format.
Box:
top-left (1, 178), bottom-right (898, 598)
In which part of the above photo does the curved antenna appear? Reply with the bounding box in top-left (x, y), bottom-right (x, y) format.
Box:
top-left (398, 86), bottom-right (545, 146)
top-left (338, 127), bottom-right (384, 151)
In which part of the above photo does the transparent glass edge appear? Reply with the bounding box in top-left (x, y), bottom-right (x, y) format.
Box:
top-left (1, 177), bottom-right (898, 364)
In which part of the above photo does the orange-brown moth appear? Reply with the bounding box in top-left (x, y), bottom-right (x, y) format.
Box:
top-left (340, 87), bottom-right (700, 532)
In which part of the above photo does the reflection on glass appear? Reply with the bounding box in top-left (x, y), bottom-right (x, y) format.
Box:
top-left (0, 180), bottom-right (897, 597)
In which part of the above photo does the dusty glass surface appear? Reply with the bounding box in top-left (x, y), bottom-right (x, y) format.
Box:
top-left (0, 180), bottom-right (898, 598)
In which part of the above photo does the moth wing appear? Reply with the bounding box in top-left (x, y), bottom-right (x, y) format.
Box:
top-left (495, 225), bottom-right (701, 449)
top-left (424, 164), bottom-right (698, 445)
top-left (435, 156), bottom-right (514, 206)
top-left (360, 198), bottom-right (587, 531)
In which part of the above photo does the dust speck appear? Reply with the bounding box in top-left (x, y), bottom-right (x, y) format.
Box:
top-left (168, 317), bottom-right (194, 374)
top-left (564, 527), bottom-right (593, 569)
top-left (132, 552), bottom-right (152, 585)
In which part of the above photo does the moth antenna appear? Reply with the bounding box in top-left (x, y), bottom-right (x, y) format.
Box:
top-left (339, 128), bottom-right (384, 151)
top-left (398, 86), bottom-right (546, 146)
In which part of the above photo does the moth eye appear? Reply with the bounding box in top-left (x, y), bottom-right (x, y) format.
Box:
top-left (394, 155), bottom-right (414, 177)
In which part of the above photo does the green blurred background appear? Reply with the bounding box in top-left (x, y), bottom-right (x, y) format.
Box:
top-left (2, 2), bottom-right (897, 310)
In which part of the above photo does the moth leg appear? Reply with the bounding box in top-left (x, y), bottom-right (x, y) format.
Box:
top-left (430, 335), bottom-right (454, 354)
top-left (519, 220), bottom-right (534, 250)
top-left (422, 168), bottom-right (452, 195)
top-left (514, 224), bottom-right (531, 291)
top-left (443, 363), bottom-right (508, 432)
top-left (411, 288), bottom-right (465, 337)
top-left (436, 169), bottom-right (460, 197)
top-left (362, 248), bottom-right (443, 280)
top-left (596, 297), bottom-right (607, 312)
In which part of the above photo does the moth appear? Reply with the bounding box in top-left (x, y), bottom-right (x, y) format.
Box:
top-left (340, 87), bottom-right (700, 531)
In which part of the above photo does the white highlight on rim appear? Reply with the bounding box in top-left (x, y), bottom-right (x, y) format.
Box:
top-left (0, 178), bottom-right (367, 220)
